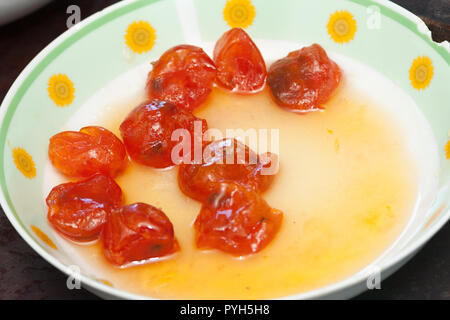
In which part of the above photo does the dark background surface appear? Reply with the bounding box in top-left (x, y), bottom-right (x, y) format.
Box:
top-left (0, 0), bottom-right (449, 300)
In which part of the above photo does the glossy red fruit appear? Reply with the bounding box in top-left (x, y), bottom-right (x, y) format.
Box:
top-left (103, 202), bottom-right (179, 266)
top-left (214, 28), bottom-right (267, 93)
top-left (146, 45), bottom-right (217, 111)
top-left (194, 182), bottom-right (283, 256)
top-left (267, 43), bottom-right (341, 112)
top-left (48, 126), bottom-right (127, 178)
top-left (46, 174), bottom-right (123, 242)
top-left (119, 99), bottom-right (208, 168)
top-left (178, 138), bottom-right (276, 202)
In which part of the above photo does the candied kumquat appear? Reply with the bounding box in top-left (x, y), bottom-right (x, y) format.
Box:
top-left (178, 138), bottom-right (276, 202)
top-left (213, 28), bottom-right (267, 93)
top-left (46, 174), bottom-right (123, 242)
top-left (103, 202), bottom-right (178, 266)
top-left (146, 45), bottom-right (217, 111)
top-left (120, 99), bottom-right (207, 168)
top-left (267, 43), bottom-right (341, 112)
top-left (194, 182), bottom-right (283, 256)
top-left (48, 126), bottom-right (127, 178)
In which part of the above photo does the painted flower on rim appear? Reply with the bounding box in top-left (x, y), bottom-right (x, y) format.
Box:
top-left (31, 225), bottom-right (57, 250)
top-left (327, 10), bottom-right (357, 43)
top-left (48, 74), bottom-right (75, 107)
top-left (445, 139), bottom-right (450, 159)
top-left (125, 21), bottom-right (156, 54)
top-left (12, 147), bottom-right (36, 179)
top-left (223, 0), bottom-right (255, 29)
top-left (409, 56), bottom-right (434, 90)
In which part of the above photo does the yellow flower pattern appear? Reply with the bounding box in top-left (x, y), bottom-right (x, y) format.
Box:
top-left (223, 0), bottom-right (255, 29)
top-left (445, 139), bottom-right (450, 159)
top-left (100, 279), bottom-right (113, 287)
top-left (327, 10), bottom-right (357, 43)
top-left (125, 21), bottom-right (156, 54)
top-left (12, 147), bottom-right (36, 179)
top-left (31, 225), bottom-right (58, 250)
top-left (409, 56), bottom-right (434, 90)
top-left (48, 74), bottom-right (75, 107)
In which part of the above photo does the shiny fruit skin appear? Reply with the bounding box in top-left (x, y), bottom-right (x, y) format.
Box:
top-left (119, 99), bottom-right (207, 168)
top-left (178, 138), bottom-right (276, 202)
top-left (267, 43), bottom-right (341, 112)
top-left (146, 45), bottom-right (217, 111)
top-left (213, 28), bottom-right (267, 93)
top-left (46, 174), bottom-right (123, 242)
top-left (48, 126), bottom-right (127, 178)
top-left (103, 202), bottom-right (178, 266)
top-left (194, 182), bottom-right (283, 256)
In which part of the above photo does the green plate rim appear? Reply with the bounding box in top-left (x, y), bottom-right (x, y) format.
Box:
top-left (0, 0), bottom-right (448, 299)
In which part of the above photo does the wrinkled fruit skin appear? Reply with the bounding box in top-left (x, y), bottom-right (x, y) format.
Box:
top-left (178, 138), bottom-right (276, 202)
top-left (213, 28), bottom-right (267, 93)
top-left (48, 126), bottom-right (127, 178)
top-left (267, 43), bottom-right (341, 112)
top-left (120, 99), bottom-right (208, 168)
top-left (194, 182), bottom-right (283, 256)
top-left (103, 202), bottom-right (178, 266)
top-left (146, 45), bottom-right (217, 111)
top-left (46, 174), bottom-right (123, 242)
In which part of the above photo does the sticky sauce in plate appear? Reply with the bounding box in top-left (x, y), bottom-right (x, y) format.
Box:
top-left (66, 82), bottom-right (417, 299)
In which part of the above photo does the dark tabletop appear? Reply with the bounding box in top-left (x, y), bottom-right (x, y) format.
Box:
top-left (0, 0), bottom-right (449, 300)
